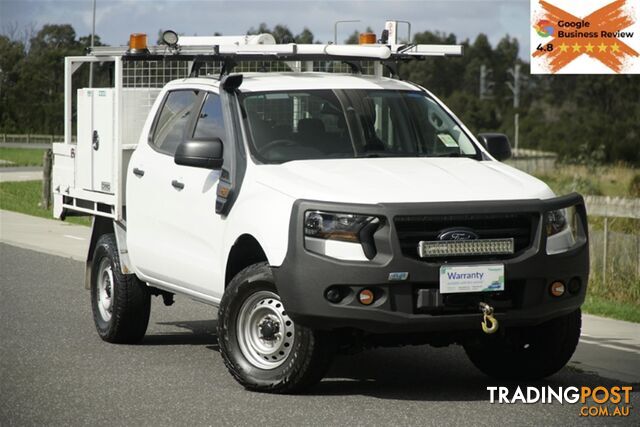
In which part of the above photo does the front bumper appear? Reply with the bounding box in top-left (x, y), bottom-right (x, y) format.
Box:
top-left (273, 194), bottom-right (589, 333)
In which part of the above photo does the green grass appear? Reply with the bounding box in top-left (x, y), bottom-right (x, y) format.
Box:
top-left (0, 148), bottom-right (45, 167)
top-left (0, 180), bottom-right (91, 226)
top-left (589, 216), bottom-right (639, 235)
top-left (535, 164), bottom-right (640, 234)
top-left (582, 294), bottom-right (640, 323)
top-left (535, 163), bottom-right (639, 198)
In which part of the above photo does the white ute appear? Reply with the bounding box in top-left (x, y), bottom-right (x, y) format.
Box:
top-left (53, 24), bottom-right (590, 393)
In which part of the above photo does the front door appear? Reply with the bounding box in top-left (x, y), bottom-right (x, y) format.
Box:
top-left (127, 89), bottom-right (227, 300)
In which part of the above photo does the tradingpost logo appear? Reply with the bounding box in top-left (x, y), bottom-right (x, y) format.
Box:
top-left (535, 19), bottom-right (555, 37)
top-left (487, 386), bottom-right (634, 417)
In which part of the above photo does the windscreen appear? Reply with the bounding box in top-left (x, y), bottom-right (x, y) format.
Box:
top-left (239, 89), bottom-right (479, 163)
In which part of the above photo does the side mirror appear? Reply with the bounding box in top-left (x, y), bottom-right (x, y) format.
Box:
top-left (477, 133), bottom-right (512, 161)
top-left (174, 138), bottom-right (223, 169)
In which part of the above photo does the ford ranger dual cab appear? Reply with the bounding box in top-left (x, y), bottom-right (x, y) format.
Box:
top-left (53, 30), bottom-right (589, 393)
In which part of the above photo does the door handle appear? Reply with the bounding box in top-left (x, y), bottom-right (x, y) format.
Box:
top-left (92, 130), bottom-right (100, 151)
top-left (171, 179), bottom-right (185, 190)
top-left (132, 167), bottom-right (145, 177)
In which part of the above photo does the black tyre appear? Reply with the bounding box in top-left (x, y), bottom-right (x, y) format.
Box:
top-left (218, 262), bottom-right (335, 393)
top-left (91, 233), bottom-right (151, 344)
top-left (464, 309), bottom-right (581, 380)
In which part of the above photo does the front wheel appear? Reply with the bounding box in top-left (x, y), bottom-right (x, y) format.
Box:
top-left (217, 262), bottom-right (335, 393)
top-left (464, 309), bottom-right (581, 380)
top-left (91, 234), bottom-right (151, 343)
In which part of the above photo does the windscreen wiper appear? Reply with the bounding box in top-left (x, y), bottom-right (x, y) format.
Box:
top-left (355, 152), bottom-right (407, 158)
top-left (430, 152), bottom-right (475, 158)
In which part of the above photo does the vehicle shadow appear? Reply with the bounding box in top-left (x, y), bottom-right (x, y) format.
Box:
top-left (315, 346), bottom-right (638, 401)
top-left (142, 319), bottom-right (219, 348)
top-left (139, 320), bottom-right (637, 402)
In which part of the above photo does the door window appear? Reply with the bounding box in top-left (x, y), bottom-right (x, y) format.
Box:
top-left (152, 90), bottom-right (199, 155)
top-left (193, 93), bottom-right (226, 140)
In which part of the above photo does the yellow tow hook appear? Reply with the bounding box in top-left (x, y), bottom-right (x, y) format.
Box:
top-left (479, 302), bottom-right (499, 334)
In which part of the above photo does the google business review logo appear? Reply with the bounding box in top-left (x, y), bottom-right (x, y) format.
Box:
top-left (535, 19), bottom-right (555, 37)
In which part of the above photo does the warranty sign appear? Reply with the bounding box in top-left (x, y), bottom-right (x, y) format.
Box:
top-left (531, 0), bottom-right (640, 74)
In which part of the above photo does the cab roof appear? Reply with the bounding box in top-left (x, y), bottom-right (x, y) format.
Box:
top-left (169, 72), bottom-right (420, 93)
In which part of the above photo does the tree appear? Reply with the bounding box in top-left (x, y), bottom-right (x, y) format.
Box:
top-left (20, 25), bottom-right (83, 133)
top-left (295, 28), bottom-right (314, 44)
top-left (247, 23), bottom-right (313, 44)
top-left (0, 35), bottom-right (27, 132)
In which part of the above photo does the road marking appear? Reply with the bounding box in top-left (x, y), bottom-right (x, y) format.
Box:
top-left (63, 234), bottom-right (85, 241)
top-left (580, 337), bottom-right (640, 355)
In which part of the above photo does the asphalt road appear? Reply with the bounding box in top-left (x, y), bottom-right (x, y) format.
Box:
top-left (1, 243), bottom-right (638, 426)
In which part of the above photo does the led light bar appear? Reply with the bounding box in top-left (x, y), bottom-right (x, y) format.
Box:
top-left (418, 238), bottom-right (514, 258)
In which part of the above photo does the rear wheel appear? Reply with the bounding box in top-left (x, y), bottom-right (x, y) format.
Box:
top-left (218, 262), bottom-right (335, 393)
top-left (464, 309), bottom-right (581, 380)
top-left (91, 233), bottom-right (151, 343)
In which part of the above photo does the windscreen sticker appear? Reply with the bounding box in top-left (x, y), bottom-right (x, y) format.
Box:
top-left (437, 133), bottom-right (459, 148)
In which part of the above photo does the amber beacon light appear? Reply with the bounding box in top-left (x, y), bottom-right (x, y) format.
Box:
top-left (128, 33), bottom-right (149, 54)
top-left (359, 32), bottom-right (377, 44)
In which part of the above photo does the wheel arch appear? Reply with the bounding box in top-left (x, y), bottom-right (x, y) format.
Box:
top-left (225, 234), bottom-right (269, 287)
top-left (85, 216), bottom-right (114, 289)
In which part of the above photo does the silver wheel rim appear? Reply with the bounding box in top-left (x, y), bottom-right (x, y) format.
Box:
top-left (236, 290), bottom-right (295, 370)
top-left (97, 258), bottom-right (114, 322)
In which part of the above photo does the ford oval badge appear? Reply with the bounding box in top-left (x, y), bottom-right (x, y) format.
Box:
top-left (438, 227), bottom-right (479, 241)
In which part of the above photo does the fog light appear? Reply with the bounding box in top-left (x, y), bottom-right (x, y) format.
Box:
top-left (550, 281), bottom-right (565, 297)
top-left (568, 277), bottom-right (581, 295)
top-left (358, 289), bottom-right (375, 305)
top-left (325, 287), bottom-right (343, 304)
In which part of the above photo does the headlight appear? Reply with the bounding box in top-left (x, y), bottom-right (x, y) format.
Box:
top-left (305, 211), bottom-right (379, 242)
top-left (546, 207), bottom-right (579, 254)
top-left (304, 211), bottom-right (381, 261)
top-left (546, 209), bottom-right (568, 236)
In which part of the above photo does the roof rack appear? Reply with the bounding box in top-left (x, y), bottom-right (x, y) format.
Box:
top-left (89, 34), bottom-right (463, 64)
top-left (91, 43), bottom-right (463, 61)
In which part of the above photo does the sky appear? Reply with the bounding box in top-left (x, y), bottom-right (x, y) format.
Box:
top-left (1, 0), bottom-right (530, 57)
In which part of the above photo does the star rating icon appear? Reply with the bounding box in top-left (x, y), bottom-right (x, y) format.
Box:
top-left (551, 41), bottom-right (623, 61)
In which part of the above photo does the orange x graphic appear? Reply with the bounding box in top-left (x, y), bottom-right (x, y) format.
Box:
top-left (533, 0), bottom-right (638, 73)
